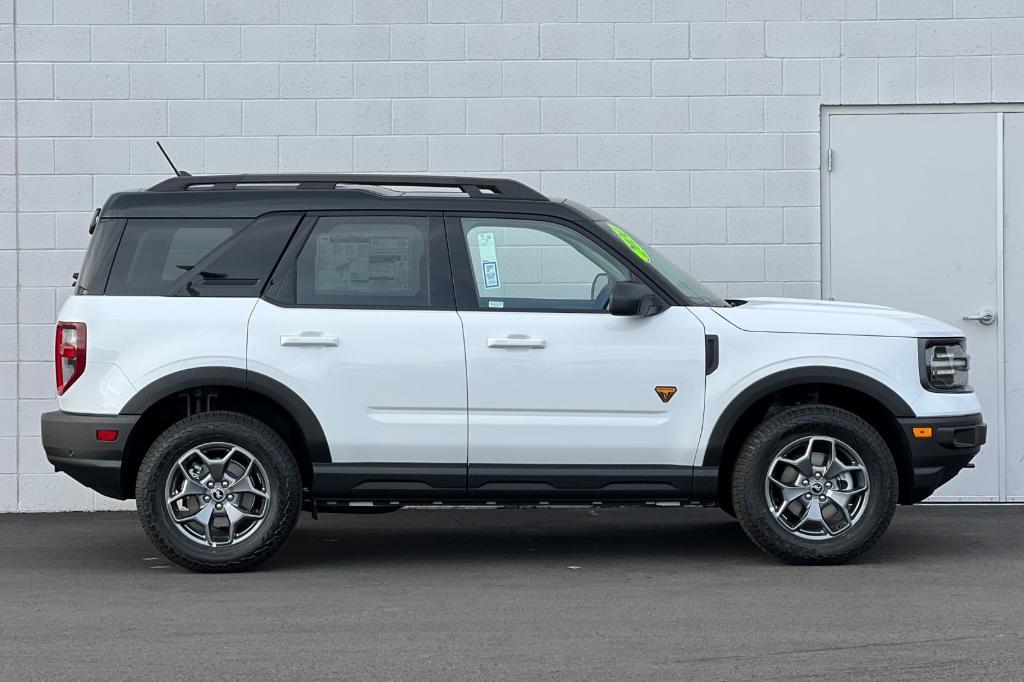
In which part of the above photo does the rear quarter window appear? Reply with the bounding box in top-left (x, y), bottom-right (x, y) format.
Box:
top-left (105, 219), bottom-right (249, 296)
top-left (158, 227), bottom-right (236, 280)
top-left (76, 218), bottom-right (126, 295)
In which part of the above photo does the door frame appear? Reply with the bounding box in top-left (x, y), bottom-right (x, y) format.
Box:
top-left (443, 212), bottom-right (710, 501)
top-left (253, 209), bottom-right (469, 502)
top-left (820, 104), bottom-right (1018, 501)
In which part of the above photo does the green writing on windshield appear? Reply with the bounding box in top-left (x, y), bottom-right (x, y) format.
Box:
top-left (608, 223), bottom-right (650, 263)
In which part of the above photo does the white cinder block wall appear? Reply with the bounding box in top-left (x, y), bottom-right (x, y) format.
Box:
top-left (2, 0), bottom-right (1024, 511)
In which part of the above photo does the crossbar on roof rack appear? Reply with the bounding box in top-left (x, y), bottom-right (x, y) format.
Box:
top-left (147, 174), bottom-right (547, 200)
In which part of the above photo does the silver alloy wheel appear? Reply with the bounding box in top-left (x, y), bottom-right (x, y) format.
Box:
top-left (764, 435), bottom-right (870, 541)
top-left (164, 442), bottom-right (271, 547)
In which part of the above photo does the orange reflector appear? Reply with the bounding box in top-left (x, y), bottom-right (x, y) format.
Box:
top-left (96, 429), bottom-right (119, 442)
top-left (912, 427), bottom-right (933, 439)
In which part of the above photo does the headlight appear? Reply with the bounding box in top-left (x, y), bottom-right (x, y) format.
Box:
top-left (920, 339), bottom-right (970, 392)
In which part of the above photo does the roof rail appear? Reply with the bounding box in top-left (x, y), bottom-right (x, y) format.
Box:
top-left (147, 174), bottom-right (548, 200)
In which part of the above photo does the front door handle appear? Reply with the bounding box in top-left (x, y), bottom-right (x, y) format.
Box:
top-left (486, 336), bottom-right (546, 349)
top-left (281, 333), bottom-right (340, 347)
top-left (962, 308), bottom-right (996, 325)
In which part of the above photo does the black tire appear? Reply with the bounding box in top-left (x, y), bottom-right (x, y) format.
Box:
top-left (136, 411), bottom-right (302, 572)
top-left (731, 405), bottom-right (898, 565)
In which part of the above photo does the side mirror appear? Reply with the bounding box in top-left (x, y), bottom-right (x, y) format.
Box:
top-left (609, 281), bottom-right (663, 317)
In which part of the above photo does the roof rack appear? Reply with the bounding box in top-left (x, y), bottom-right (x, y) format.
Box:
top-left (147, 174), bottom-right (548, 200)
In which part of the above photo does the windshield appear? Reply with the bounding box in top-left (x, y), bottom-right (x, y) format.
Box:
top-left (595, 220), bottom-right (728, 307)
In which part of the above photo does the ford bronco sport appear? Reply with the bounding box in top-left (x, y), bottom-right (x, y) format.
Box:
top-left (41, 174), bottom-right (986, 572)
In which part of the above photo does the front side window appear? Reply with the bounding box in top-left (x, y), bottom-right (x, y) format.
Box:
top-left (294, 216), bottom-right (430, 307)
top-left (460, 217), bottom-right (629, 312)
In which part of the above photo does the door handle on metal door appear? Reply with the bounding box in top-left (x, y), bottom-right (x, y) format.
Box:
top-left (486, 336), bottom-right (546, 349)
top-left (280, 334), bottom-right (340, 347)
top-left (962, 308), bottom-right (996, 325)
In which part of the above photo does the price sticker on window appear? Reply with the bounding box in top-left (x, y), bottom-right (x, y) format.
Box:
top-left (477, 231), bottom-right (501, 289)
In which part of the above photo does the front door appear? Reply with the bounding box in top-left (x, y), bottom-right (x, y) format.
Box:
top-left (447, 214), bottom-right (708, 501)
top-left (826, 111), bottom-right (1001, 500)
top-left (248, 213), bottom-right (468, 500)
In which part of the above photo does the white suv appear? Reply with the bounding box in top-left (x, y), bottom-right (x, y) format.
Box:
top-left (41, 174), bottom-right (986, 572)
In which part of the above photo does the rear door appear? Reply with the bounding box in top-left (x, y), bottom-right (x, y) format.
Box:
top-left (247, 212), bottom-right (468, 500)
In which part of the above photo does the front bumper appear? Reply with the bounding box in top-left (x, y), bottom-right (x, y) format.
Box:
top-left (41, 411), bottom-right (139, 500)
top-left (898, 413), bottom-right (986, 503)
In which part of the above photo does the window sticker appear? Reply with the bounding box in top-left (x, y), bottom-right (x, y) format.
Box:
top-left (488, 300), bottom-right (505, 308)
top-left (607, 223), bottom-right (650, 263)
top-left (476, 231), bottom-right (501, 289)
top-left (315, 233), bottom-right (413, 294)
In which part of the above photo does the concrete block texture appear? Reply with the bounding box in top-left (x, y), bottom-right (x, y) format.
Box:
top-left (92, 26), bottom-right (166, 63)
top-left (3, 7), bottom-right (1024, 511)
top-left (502, 60), bottom-right (577, 96)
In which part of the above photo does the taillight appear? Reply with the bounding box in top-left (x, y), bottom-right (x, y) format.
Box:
top-left (55, 322), bottom-right (87, 396)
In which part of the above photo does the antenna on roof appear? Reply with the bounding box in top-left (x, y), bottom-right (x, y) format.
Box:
top-left (155, 141), bottom-right (190, 177)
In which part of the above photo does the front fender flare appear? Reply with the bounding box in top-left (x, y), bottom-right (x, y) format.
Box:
top-left (701, 365), bottom-right (914, 467)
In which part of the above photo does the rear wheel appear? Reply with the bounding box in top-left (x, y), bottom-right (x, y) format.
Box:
top-left (136, 411), bottom-right (301, 572)
top-left (732, 405), bottom-right (898, 565)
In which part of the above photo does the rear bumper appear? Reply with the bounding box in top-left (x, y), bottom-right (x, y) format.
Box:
top-left (41, 411), bottom-right (139, 500)
top-left (899, 413), bottom-right (986, 503)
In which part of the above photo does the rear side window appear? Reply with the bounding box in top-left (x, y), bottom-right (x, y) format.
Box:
top-left (106, 219), bottom-right (249, 295)
top-left (293, 216), bottom-right (430, 307)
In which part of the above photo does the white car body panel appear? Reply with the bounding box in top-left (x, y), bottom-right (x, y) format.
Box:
top-left (57, 293), bottom-right (982, 469)
top-left (715, 297), bottom-right (963, 338)
top-left (57, 296), bottom-right (255, 414)
top-left (688, 306), bottom-right (982, 466)
top-left (57, 361), bottom-right (136, 415)
top-left (458, 306), bottom-right (707, 466)
top-left (246, 300), bottom-right (467, 464)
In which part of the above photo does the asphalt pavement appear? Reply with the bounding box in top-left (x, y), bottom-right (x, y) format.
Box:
top-left (1, 505), bottom-right (1023, 680)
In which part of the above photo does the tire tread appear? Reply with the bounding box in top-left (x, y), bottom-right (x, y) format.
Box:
top-left (135, 411), bottom-right (301, 573)
top-left (731, 404), bottom-right (898, 565)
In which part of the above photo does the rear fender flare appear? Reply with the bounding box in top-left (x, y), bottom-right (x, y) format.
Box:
top-left (120, 366), bottom-right (330, 463)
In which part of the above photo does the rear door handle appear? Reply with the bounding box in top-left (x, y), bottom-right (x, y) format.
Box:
top-left (486, 336), bottom-right (546, 349)
top-left (280, 333), bottom-right (340, 347)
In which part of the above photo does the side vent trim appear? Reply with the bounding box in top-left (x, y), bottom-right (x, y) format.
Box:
top-left (705, 335), bottom-right (719, 375)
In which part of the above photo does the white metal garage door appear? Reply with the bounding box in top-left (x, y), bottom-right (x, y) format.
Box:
top-left (824, 108), bottom-right (1008, 501)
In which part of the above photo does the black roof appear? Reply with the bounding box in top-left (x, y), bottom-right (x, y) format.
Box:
top-left (102, 174), bottom-right (574, 219)
top-left (148, 174), bottom-right (547, 199)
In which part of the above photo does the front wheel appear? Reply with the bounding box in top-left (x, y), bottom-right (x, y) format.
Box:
top-left (136, 411), bottom-right (302, 572)
top-left (732, 405), bottom-right (898, 565)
